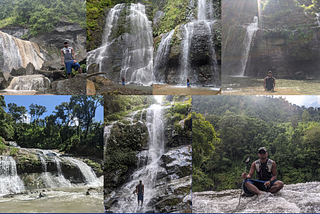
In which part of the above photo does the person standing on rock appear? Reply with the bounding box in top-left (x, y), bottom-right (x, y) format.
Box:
top-left (187, 77), bottom-right (191, 88)
top-left (241, 147), bottom-right (284, 199)
top-left (122, 76), bottom-right (126, 87)
top-left (263, 71), bottom-right (275, 91)
top-left (61, 41), bottom-right (82, 79)
top-left (136, 180), bottom-right (144, 207)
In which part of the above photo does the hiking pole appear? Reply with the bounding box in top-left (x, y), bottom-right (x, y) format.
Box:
top-left (237, 155), bottom-right (250, 210)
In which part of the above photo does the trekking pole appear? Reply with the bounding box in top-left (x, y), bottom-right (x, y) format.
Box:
top-left (237, 155), bottom-right (250, 210)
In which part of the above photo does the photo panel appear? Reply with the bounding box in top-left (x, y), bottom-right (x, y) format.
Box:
top-left (192, 95), bottom-right (320, 213)
top-left (86, 1), bottom-right (153, 95)
top-left (0, 95), bottom-right (104, 212)
top-left (153, 0), bottom-right (222, 95)
top-left (0, 0), bottom-right (87, 95)
top-left (104, 95), bottom-right (191, 212)
top-left (222, 0), bottom-right (320, 95)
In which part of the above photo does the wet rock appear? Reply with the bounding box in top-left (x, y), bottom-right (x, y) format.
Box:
top-left (160, 145), bottom-right (192, 180)
top-left (7, 74), bottom-right (51, 91)
top-left (153, 11), bottom-right (165, 28)
top-left (87, 80), bottom-right (96, 95)
top-left (51, 74), bottom-right (86, 95)
top-left (35, 70), bottom-right (65, 81)
top-left (294, 71), bottom-right (306, 80)
top-left (0, 71), bottom-right (8, 89)
top-left (87, 63), bottom-right (100, 74)
top-left (10, 67), bottom-right (26, 76)
top-left (25, 62), bottom-right (36, 75)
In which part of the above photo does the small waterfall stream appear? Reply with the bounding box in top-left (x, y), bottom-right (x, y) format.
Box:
top-left (107, 104), bottom-right (166, 212)
top-left (6, 75), bottom-right (51, 91)
top-left (239, 16), bottom-right (259, 76)
top-left (0, 31), bottom-right (44, 73)
top-left (87, 3), bottom-right (153, 86)
top-left (0, 156), bottom-right (25, 195)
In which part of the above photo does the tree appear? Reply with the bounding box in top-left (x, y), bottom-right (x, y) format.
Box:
top-left (302, 110), bottom-right (310, 123)
top-left (29, 104), bottom-right (47, 125)
top-left (7, 103), bottom-right (27, 123)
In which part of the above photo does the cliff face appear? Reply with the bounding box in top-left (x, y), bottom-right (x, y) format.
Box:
top-left (223, 0), bottom-right (320, 79)
top-left (245, 28), bottom-right (320, 79)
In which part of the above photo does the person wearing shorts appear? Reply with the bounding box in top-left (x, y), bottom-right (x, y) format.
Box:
top-left (61, 41), bottom-right (82, 79)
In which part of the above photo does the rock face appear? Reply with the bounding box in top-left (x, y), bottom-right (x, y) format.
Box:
top-left (51, 74), bottom-right (86, 95)
top-left (35, 70), bottom-right (65, 81)
top-left (244, 28), bottom-right (320, 79)
top-left (86, 80), bottom-right (96, 95)
top-left (0, 27), bottom-right (29, 39)
top-left (10, 67), bottom-right (26, 76)
top-left (153, 19), bottom-right (221, 86)
top-left (25, 62), bottom-right (36, 75)
top-left (29, 22), bottom-right (86, 62)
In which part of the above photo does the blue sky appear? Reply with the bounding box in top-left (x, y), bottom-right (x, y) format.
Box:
top-left (3, 95), bottom-right (103, 122)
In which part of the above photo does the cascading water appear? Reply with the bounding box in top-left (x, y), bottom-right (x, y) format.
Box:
top-left (87, 3), bottom-right (153, 86)
top-left (153, 30), bottom-right (175, 83)
top-left (193, 182), bottom-right (320, 213)
top-left (6, 75), bottom-right (51, 91)
top-left (107, 104), bottom-right (166, 212)
top-left (316, 13), bottom-right (320, 27)
top-left (177, 0), bottom-right (218, 85)
top-left (239, 16), bottom-right (259, 76)
top-left (0, 31), bottom-right (44, 73)
top-left (0, 156), bottom-right (25, 195)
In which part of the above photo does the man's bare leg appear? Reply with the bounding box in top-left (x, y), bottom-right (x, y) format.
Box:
top-left (68, 73), bottom-right (71, 79)
top-left (266, 181), bottom-right (284, 193)
top-left (77, 67), bottom-right (82, 74)
top-left (245, 182), bottom-right (263, 195)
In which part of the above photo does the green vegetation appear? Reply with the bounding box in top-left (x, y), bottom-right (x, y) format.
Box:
top-left (0, 0), bottom-right (86, 36)
top-left (192, 96), bottom-right (320, 192)
top-left (0, 95), bottom-right (103, 158)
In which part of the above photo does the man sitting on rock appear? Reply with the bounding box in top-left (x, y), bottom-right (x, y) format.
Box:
top-left (241, 147), bottom-right (284, 199)
top-left (61, 41), bottom-right (82, 79)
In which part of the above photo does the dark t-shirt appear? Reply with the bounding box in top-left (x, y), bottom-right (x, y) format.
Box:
top-left (265, 76), bottom-right (275, 90)
top-left (137, 184), bottom-right (143, 194)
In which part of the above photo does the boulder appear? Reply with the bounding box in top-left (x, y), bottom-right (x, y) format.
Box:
top-left (25, 62), bottom-right (35, 75)
top-left (43, 59), bottom-right (64, 71)
top-left (10, 67), bottom-right (26, 76)
top-left (86, 80), bottom-right (96, 95)
top-left (51, 74), bottom-right (86, 95)
top-left (35, 70), bottom-right (65, 81)
top-left (87, 63), bottom-right (100, 74)
top-left (0, 71), bottom-right (8, 89)
top-left (89, 76), bottom-right (113, 86)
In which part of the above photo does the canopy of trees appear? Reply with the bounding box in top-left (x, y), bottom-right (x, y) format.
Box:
top-left (0, 0), bottom-right (86, 36)
top-left (192, 96), bottom-right (320, 192)
top-left (0, 95), bottom-right (103, 158)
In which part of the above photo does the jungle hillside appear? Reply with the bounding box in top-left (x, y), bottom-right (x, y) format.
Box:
top-left (192, 95), bottom-right (320, 192)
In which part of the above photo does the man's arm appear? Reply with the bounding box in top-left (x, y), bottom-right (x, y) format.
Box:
top-left (71, 47), bottom-right (76, 63)
top-left (241, 162), bottom-right (255, 179)
top-left (61, 49), bottom-right (64, 66)
top-left (143, 184), bottom-right (144, 194)
top-left (265, 161), bottom-right (277, 187)
top-left (263, 78), bottom-right (267, 90)
top-left (273, 78), bottom-right (276, 88)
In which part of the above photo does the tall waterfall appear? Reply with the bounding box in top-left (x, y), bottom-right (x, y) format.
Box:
top-left (0, 31), bottom-right (44, 73)
top-left (153, 30), bottom-right (174, 83)
top-left (239, 16), bottom-right (259, 76)
top-left (87, 3), bottom-right (153, 86)
top-left (108, 104), bottom-right (166, 212)
top-left (0, 156), bottom-right (25, 195)
top-left (179, 22), bottom-right (194, 84)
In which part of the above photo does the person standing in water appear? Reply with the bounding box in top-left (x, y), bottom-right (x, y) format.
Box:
top-left (122, 76), bottom-right (126, 87)
top-left (136, 180), bottom-right (144, 207)
top-left (187, 77), bottom-right (190, 88)
top-left (61, 41), bottom-right (82, 79)
top-left (263, 71), bottom-right (275, 91)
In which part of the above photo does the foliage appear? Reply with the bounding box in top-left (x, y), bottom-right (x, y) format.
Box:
top-left (0, 0), bottom-right (86, 36)
top-left (193, 96), bottom-right (320, 192)
top-left (1, 95), bottom-right (103, 158)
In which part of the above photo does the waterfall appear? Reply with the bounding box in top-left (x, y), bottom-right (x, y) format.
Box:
top-left (0, 156), bottom-right (25, 195)
top-left (65, 157), bottom-right (101, 186)
top-left (0, 31), bottom-right (44, 73)
top-left (239, 16), bottom-right (259, 76)
top-left (316, 13), bottom-right (320, 27)
top-left (108, 104), bottom-right (166, 212)
top-left (87, 3), bottom-right (153, 86)
top-left (153, 30), bottom-right (174, 83)
top-left (6, 75), bottom-right (51, 91)
top-left (198, 0), bottom-right (207, 20)
top-left (179, 22), bottom-right (194, 85)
